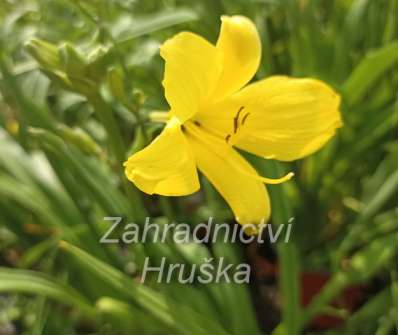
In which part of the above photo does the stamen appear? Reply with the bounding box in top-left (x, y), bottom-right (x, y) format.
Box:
top-left (255, 172), bottom-right (295, 185)
top-left (241, 113), bottom-right (250, 125)
top-left (229, 158), bottom-right (295, 185)
top-left (193, 120), bottom-right (201, 127)
top-left (241, 170), bottom-right (294, 185)
top-left (233, 106), bottom-right (244, 133)
top-left (233, 119), bottom-right (238, 133)
top-left (225, 134), bottom-right (231, 143)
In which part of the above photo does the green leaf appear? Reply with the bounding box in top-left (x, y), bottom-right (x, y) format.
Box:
top-left (60, 241), bottom-right (230, 335)
top-left (29, 128), bottom-right (131, 217)
top-left (336, 151), bottom-right (398, 258)
top-left (18, 237), bottom-right (58, 268)
top-left (339, 289), bottom-right (391, 334)
top-left (342, 41), bottom-right (398, 106)
top-left (114, 9), bottom-right (198, 45)
top-left (96, 296), bottom-right (164, 333)
top-left (211, 237), bottom-right (262, 335)
top-left (304, 232), bottom-right (398, 325)
top-left (0, 267), bottom-right (96, 317)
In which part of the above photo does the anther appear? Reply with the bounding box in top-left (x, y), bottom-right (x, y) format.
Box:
top-left (193, 120), bottom-right (201, 127)
top-left (241, 113), bottom-right (250, 125)
top-left (233, 106), bottom-right (244, 133)
top-left (225, 134), bottom-right (231, 143)
top-left (233, 119), bottom-right (238, 133)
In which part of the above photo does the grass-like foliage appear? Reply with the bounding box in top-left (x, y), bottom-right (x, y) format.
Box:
top-left (0, 0), bottom-right (398, 334)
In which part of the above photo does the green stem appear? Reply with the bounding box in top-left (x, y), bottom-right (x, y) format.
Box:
top-left (76, 3), bottom-right (150, 221)
top-left (159, 197), bottom-right (176, 222)
top-left (264, 161), bottom-right (301, 334)
top-left (86, 93), bottom-right (125, 163)
top-left (86, 92), bottom-right (147, 221)
top-left (277, 242), bottom-right (301, 334)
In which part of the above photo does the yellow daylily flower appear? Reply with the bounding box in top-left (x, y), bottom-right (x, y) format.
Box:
top-left (124, 15), bottom-right (342, 231)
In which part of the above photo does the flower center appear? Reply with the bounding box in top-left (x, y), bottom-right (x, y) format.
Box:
top-left (184, 120), bottom-right (294, 186)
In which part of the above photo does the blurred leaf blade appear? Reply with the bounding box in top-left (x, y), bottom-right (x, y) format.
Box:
top-left (113, 9), bottom-right (199, 45)
top-left (0, 267), bottom-right (96, 317)
top-left (342, 40), bottom-right (398, 106)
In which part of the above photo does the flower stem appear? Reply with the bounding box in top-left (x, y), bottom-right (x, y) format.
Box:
top-left (277, 242), bottom-right (301, 334)
top-left (86, 92), bottom-right (147, 221)
top-left (263, 160), bottom-right (301, 335)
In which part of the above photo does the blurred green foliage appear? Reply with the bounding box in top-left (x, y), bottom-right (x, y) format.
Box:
top-left (0, 0), bottom-right (398, 334)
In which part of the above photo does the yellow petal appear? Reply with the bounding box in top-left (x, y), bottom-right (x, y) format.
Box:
top-left (199, 76), bottom-right (342, 161)
top-left (124, 118), bottom-right (199, 196)
top-left (211, 15), bottom-right (261, 100)
top-left (160, 32), bottom-right (221, 123)
top-left (185, 122), bottom-right (270, 228)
